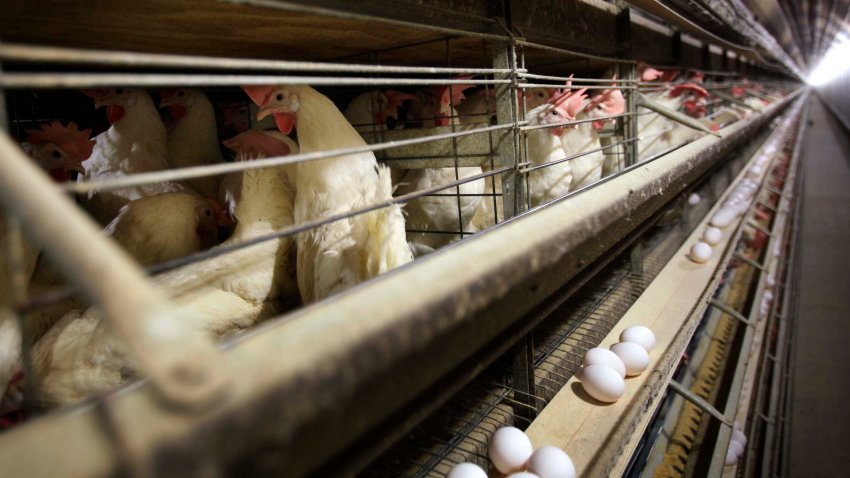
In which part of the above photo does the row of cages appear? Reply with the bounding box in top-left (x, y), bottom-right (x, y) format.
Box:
top-left (0, 0), bottom-right (803, 476)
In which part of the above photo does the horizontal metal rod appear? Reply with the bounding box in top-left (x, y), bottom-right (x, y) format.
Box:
top-left (734, 251), bottom-right (767, 271)
top-left (64, 123), bottom-right (516, 193)
top-left (520, 136), bottom-right (639, 173)
top-left (519, 112), bottom-right (633, 132)
top-left (517, 82), bottom-right (637, 91)
top-left (0, 73), bottom-right (511, 89)
top-left (0, 43), bottom-right (519, 75)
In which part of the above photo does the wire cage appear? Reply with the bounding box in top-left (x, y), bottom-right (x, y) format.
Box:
top-left (0, 0), bottom-right (804, 476)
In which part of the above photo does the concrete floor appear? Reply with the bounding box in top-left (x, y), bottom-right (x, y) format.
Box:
top-left (788, 98), bottom-right (850, 477)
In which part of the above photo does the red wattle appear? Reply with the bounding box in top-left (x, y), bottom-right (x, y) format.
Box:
top-left (168, 105), bottom-right (187, 121)
top-left (107, 105), bottom-right (126, 123)
top-left (274, 113), bottom-right (295, 134)
top-left (48, 169), bottom-right (71, 183)
top-left (435, 117), bottom-right (449, 127)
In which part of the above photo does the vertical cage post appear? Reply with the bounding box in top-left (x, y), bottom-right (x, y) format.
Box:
top-left (510, 334), bottom-right (538, 425)
top-left (493, 39), bottom-right (525, 218)
top-left (616, 6), bottom-right (638, 168)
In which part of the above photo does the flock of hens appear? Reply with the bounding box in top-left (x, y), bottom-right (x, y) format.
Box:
top-left (0, 61), bottom-right (776, 420)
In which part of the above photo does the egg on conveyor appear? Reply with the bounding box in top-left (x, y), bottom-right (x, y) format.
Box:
top-left (488, 426), bottom-right (534, 474)
top-left (725, 448), bottom-right (739, 465)
top-left (619, 325), bottom-right (656, 352)
top-left (527, 446), bottom-right (576, 478)
top-left (610, 342), bottom-right (650, 376)
top-left (688, 193), bottom-right (701, 205)
top-left (729, 439), bottom-right (745, 457)
top-left (710, 208), bottom-right (736, 228)
top-left (447, 463), bottom-right (488, 478)
top-left (506, 473), bottom-right (541, 478)
top-left (703, 227), bottom-right (723, 246)
top-left (689, 241), bottom-right (713, 263)
top-left (732, 427), bottom-right (748, 445)
top-left (580, 364), bottom-right (625, 403)
top-left (583, 347), bottom-right (626, 378)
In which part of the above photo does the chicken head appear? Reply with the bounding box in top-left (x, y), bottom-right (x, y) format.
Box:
top-left (24, 121), bottom-right (94, 182)
top-left (159, 88), bottom-right (196, 121)
top-left (244, 85), bottom-right (299, 134)
top-left (82, 88), bottom-right (139, 123)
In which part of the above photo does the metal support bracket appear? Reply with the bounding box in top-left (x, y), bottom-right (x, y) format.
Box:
top-left (746, 218), bottom-right (772, 237)
top-left (668, 379), bottom-right (733, 428)
top-left (734, 251), bottom-right (767, 272)
top-left (709, 298), bottom-right (753, 326)
top-left (636, 92), bottom-right (721, 137)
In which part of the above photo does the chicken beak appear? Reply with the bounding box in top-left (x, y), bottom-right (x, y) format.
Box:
top-left (258, 108), bottom-right (296, 135)
top-left (64, 159), bottom-right (86, 174)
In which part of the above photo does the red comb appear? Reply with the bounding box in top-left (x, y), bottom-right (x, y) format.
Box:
top-left (670, 83), bottom-right (709, 98)
top-left (731, 85), bottom-right (746, 98)
top-left (549, 85), bottom-right (588, 121)
top-left (434, 76), bottom-right (476, 107)
top-left (242, 85), bottom-right (278, 106)
top-left (641, 67), bottom-right (663, 82)
top-left (25, 121), bottom-right (95, 162)
top-left (384, 90), bottom-right (417, 111)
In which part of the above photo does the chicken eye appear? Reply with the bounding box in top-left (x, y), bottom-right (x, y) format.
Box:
top-left (51, 150), bottom-right (62, 158)
top-left (276, 94), bottom-right (284, 101)
top-left (205, 209), bottom-right (212, 217)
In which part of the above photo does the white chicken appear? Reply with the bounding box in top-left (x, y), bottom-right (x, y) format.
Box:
top-left (567, 81), bottom-right (626, 186)
top-left (398, 82), bottom-right (484, 256)
top-left (26, 130), bottom-right (299, 406)
top-left (524, 87), bottom-right (585, 208)
top-left (79, 89), bottom-right (183, 225)
top-left (102, 192), bottom-right (223, 267)
top-left (344, 89), bottom-right (417, 133)
top-left (637, 79), bottom-right (711, 161)
top-left (159, 88), bottom-right (224, 199)
top-left (243, 84), bottom-right (412, 303)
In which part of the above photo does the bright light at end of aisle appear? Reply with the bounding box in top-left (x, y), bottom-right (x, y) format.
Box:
top-left (808, 34), bottom-right (850, 86)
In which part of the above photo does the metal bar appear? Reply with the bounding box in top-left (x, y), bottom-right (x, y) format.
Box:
top-left (0, 132), bottom-right (229, 409)
top-left (0, 42), bottom-right (518, 75)
top-left (709, 298), bottom-right (753, 326)
top-left (619, 62), bottom-right (639, 168)
top-left (0, 73), bottom-right (511, 89)
top-left (734, 251), bottom-right (767, 271)
top-left (64, 123), bottom-right (515, 194)
top-left (668, 379), bottom-right (733, 427)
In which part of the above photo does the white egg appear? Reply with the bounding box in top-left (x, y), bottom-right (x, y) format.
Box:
top-left (748, 165), bottom-right (763, 178)
top-left (583, 347), bottom-right (626, 378)
top-left (619, 326), bottom-right (656, 352)
top-left (710, 208), bottom-right (736, 228)
top-left (488, 427), bottom-right (533, 474)
top-left (688, 193), bottom-right (701, 205)
top-left (581, 364), bottom-right (625, 402)
top-left (732, 428), bottom-right (747, 446)
top-left (725, 448), bottom-right (738, 465)
top-left (610, 342), bottom-right (650, 376)
top-left (447, 463), bottom-right (488, 478)
top-left (527, 446), bottom-right (576, 478)
top-left (689, 241), bottom-right (713, 263)
top-left (506, 473), bottom-right (541, 478)
top-left (729, 439), bottom-right (744, 457)
top-left (703, 227), bottom-right (723, 245)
